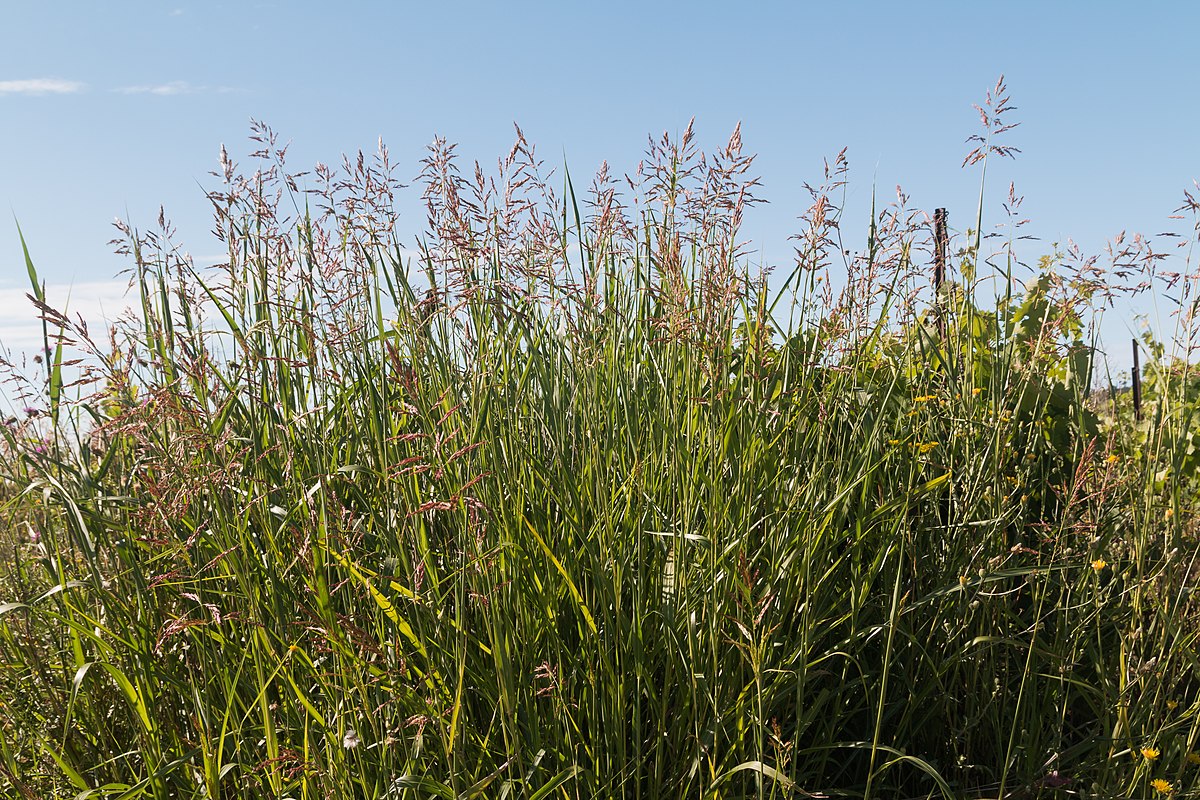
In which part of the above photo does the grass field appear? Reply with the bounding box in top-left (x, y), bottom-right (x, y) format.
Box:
top-left (2, 87), bottom-right (1200, 798)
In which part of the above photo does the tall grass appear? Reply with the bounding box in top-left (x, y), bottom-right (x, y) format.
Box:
top-left (2, 85), bottom-right (1199, 798)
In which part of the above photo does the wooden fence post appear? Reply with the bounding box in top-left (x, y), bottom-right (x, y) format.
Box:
top-left (933, 208), bottom-right (948, 337)
top-left (933, 208), bottom-right (948, 291)
top-left (1132, 338), bottom-right (1142, 422)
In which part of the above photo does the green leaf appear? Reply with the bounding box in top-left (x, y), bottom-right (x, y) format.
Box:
top-left (386, 775), bottom-right (455, 799)
top-left (522, 515), bottom-right (597, 635)
top-left (16, 220), bottom-right (44, 303)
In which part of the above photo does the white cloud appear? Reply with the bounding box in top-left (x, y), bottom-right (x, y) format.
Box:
top-left (117, 80), bottom-right (196, 96)
top-left (116, 81), bottom-right (243, 96)
top-left (0, 78), bottom-right (85, 95)
top-left (192, 254), bottom-right (230, 265)
top-left (0, 281), bottom-right (134, 352)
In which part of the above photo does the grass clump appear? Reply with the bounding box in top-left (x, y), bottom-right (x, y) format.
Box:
top-left (2, 85), bottom-right (1200, 798)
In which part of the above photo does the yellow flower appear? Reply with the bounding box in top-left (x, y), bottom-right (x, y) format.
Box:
top-left (888, 439), bottom-right (902, 446)
top-left (1151, 778), bottom-right (1172, 795)
top-left (1187, 752), bottom-right (1200, 766)
top-left (913, 395), bottom-right (936, 403)
top-left (972, 387), bottom-right (983, 396)
top-left (1167, 699), bottom-right (1179, 710)
top-left (1106, 454), bottom-right (1120, 464)
top-left (917, 442), bottom-right (938, 454)
top-left (1165, 508), bottom-right (1174, 520)
top-left (1142, 746), bottom-right (1160, 761)
top-left (1092, 558), bottom-right (1107, 571)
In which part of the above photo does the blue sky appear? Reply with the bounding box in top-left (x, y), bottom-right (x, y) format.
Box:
top-left (1, 1), bottom-right (1197, 375)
